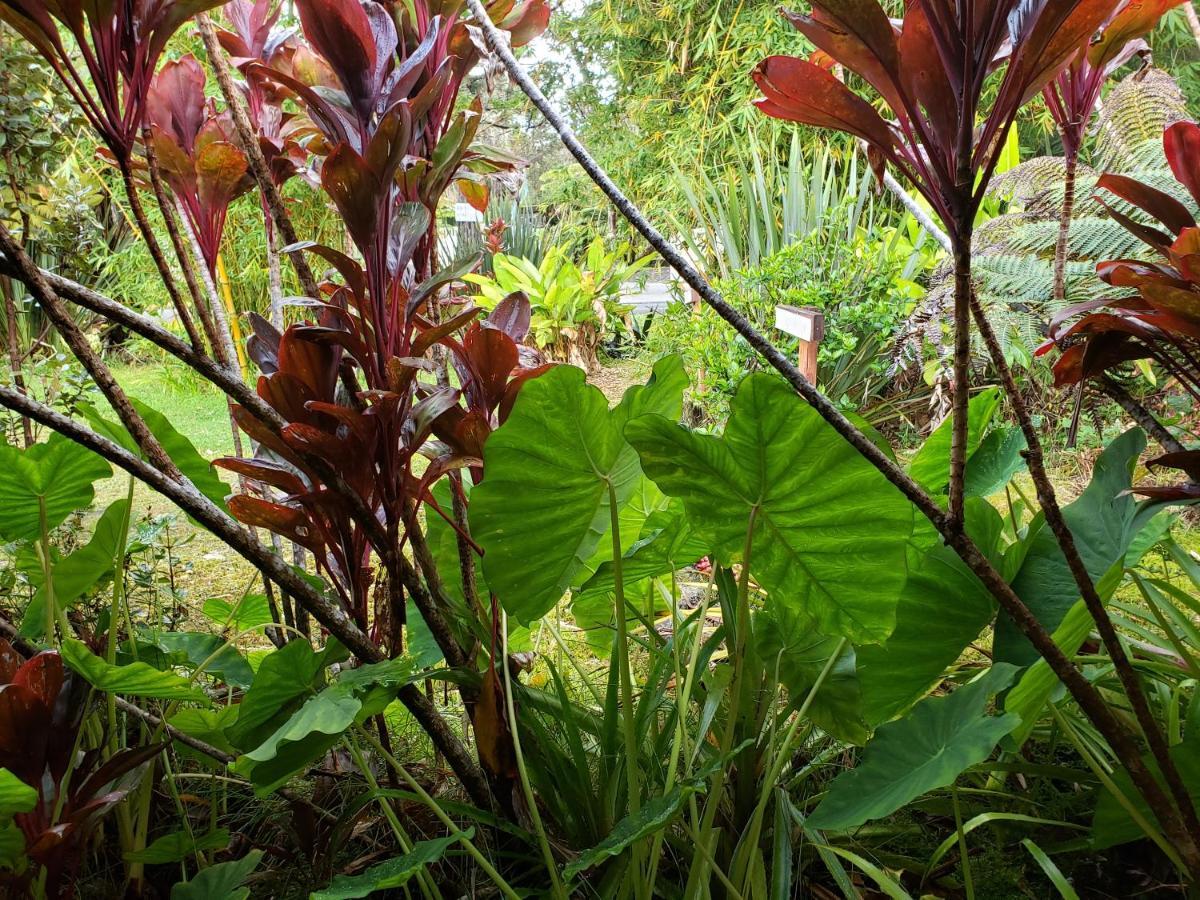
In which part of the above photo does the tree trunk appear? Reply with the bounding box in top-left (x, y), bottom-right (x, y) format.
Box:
top-left (2, 281), bottom-right (32, 447)
top-left (1052, 152), bottom-right (1078, 303)
top-left (267, 218), bottom-right (285, 330)
top-left (948, 234), bottom-right (972, 531)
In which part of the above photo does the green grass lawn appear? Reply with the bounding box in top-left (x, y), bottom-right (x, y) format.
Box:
top-left (108, 361), bottom-right (238, 458)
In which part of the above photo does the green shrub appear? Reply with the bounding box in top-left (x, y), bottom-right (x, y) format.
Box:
top-left (649, 224), bottom-right (914, 422)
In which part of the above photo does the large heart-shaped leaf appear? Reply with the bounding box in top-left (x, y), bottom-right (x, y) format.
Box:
top-left (753, 603), bottom-right (867, 743)
top-left (235, 657), bottom-right (420, 794)
top-left (62, 638), bottom-right (210, 703)
top-left (310, 833), bottom-right (464, 899)
top-left (808, 665), bottom-right (1020, 831)
top-left (225, 639), bottom-right (337, 751)
top-left (625, 375), bottom-right (912, 643)
top-left (472, 356), bottom-right (687, 624)
top-left (20, 498), bottom-right (130, 639)
top-left (997, 428), bottom-right (1159, 667)
top-left (171, 850), bottom-right (262, 900)
top-left (0, 433), bottom-right (111, 541)
top-left (856, 501), bottom-right (1000, 725)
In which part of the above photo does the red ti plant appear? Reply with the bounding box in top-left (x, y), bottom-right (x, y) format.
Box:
top-left (1042, 0), bottom-right (1184, 300)
top-left (146, 55), bottom-right (256, 277)
top-left (1046, 120), bottom-right (1200, 497)
top-left (215, 0), bottom-right (312, 326)
top-left (753, 0), bottom-right (1200, 860)
top-left (753, 0), bottom-right (1127, 526)
top-left (0, 0), bottom-right (231, 349)
top-left (0, 640), bottom-right (161, 899)
top-left (213, 0), bottom-right (552, 668)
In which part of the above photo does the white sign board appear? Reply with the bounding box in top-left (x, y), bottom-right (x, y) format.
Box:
top-left (775, 305), bottom-right (824, 342)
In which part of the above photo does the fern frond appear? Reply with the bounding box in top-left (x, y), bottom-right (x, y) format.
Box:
top-left (1094, 68), bottom-right (1188, 170)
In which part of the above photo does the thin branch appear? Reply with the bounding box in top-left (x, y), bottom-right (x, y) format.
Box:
top-left (463, 3), bottom-right (1200, 872)
top-left (0, 383), bottom-right (494, 810)
top-left (1099, 376), bottom-right (1186, 455)
top-left (194, 13), bottom-right (320, 299)
top-left (970, 293), bottom-right (1200, 851)
top-left (0, 222), bottom-right (181, 479)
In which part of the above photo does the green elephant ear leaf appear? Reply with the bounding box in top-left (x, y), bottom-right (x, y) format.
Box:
top-left (472, 356), bottom-right (687, 624)
top-left (309, 832), bottom-right (465, 899)
top-left (997, 428), bottom-right (1157, 668)
top-left (625, 374), bottom-right (912, 643)
top-left (856, 500), bottom-right (1000, 726)
top-left (0, 769), bottom-right (36, 817)
top-left (62, 638), bottom-right (211, 703)
top-left (0, 433), bottom-right (111, 542)
top-left (21, 498), bottom-right (131, 640)
top-left (907, 388), bottom-right (1000, 494)
top-left (807, 664), bottom-right (1021, 832)
top-left (170, 849), bottom-right (262, 900)
top-left (235, 657), bottom-right (420, 795)
top-left (753, 603), bottom-right (868, 743)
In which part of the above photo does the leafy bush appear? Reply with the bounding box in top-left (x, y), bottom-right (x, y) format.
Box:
top-left (466, 237), bottom-right (653, 371)
top-left (649, 223), bottom-right (914, 421)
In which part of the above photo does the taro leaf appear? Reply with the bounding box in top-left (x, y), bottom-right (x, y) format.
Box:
top-left (0, 821), bottom-right (23, 869)
top-left (753, 604), bottom-right (868, 743)
top-left (171, 849), bottom-right (263, 900)
top-left (964, 426), bottom-right (1027, 498)
top-left (472, 356), bottom-right (688, 624)
top-left (169, 706), bottom-right (240, 760)
top-left (907, 388), bottom-right (1001, 494)
top-left (0, 769), bottom-right (35, 816)
top-left (997, 428), bottom-right (1159, 667)
top-left (625, 374), bottom-right (912, 643)
top-left (125, 828), bottom-right (231, 864)
top-left (202, 594), bottom-right (273, 632)
top-left (62, 638), bottom-right (210, 703)
top-left (807, 665), bottom-right (1020, 831)
top-left (21, 498), bottom-right (130, 639)
top-left (79, 399), bottom-right (229, 511)
top-left (309, 832), bottom-right (464, 899)
top-left (235, 657), bottom-right (420, 795)
top-left (0, 432), bottom-right (111, 541)
top-left (579, 499), bottom-right (710, 597)
top-left (856, 501), bottom-right (999, 725)
top-left (225, 639), bottom-right (329, 751)
top-left (1003, 563), bottom-right (1126, 749)
top-left (1091, 743), bottom-right (1200, 850)
top-left (563, 788), bottom-right (692, 880)
top-left (138, 631), bottom-right (255, 690)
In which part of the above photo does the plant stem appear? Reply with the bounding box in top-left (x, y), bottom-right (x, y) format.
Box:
top-left (1051, 152), bottom-right (1077, 303)
top-left (194, 14), bottom-right (320, 299)
top-left (115, 156), bottom-right (205, 352)
top-left (358, 728), bottom-right (524, 900)
top-left (952, 784), bottom-right (975, 900)
top-left (501, 611), bottom-right (566, 899)
top-left (608, 481), bottom-right (645, 892)
top-left (948, 232), bottom-right (972, 532)
top-left (739, 636), bottom-right (846, 885)
top-left (969, 292), bottom-right (1200, 862)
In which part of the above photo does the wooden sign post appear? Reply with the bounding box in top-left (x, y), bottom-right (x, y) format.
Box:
top-left (774, 304), bottom-right (825, 384)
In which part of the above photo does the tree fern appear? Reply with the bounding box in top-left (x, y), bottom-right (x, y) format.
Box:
top-left (897, 69), bottom-right (1196, 368)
